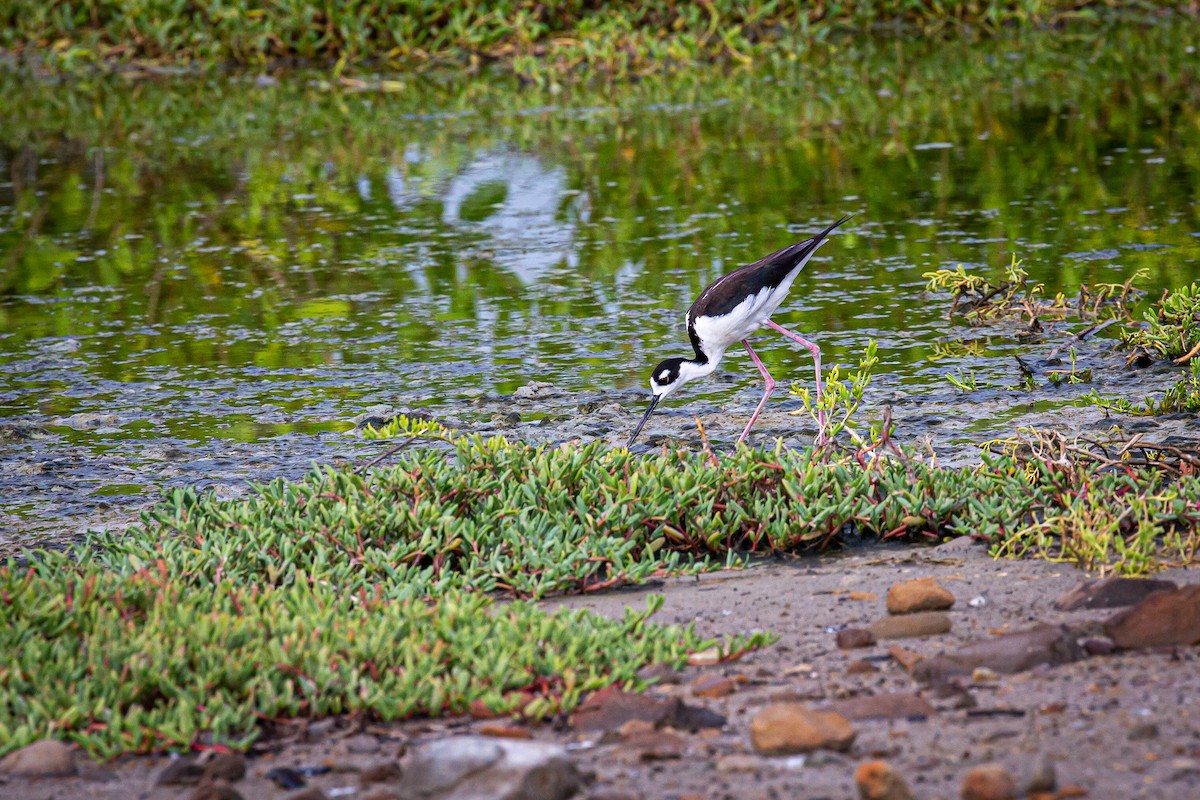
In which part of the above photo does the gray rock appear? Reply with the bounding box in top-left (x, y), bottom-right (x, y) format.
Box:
top-left (400, 736), bottom-right (581, 800)
top-left (346, 733), bottom-right (383, 754)
top-left (0, 739), bottom-right (76, 777)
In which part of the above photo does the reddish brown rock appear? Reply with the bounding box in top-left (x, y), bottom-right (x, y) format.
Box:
top-left (749, 703), bottom-right (856, 755)
top-left (1104, 584), bottom-right (1200, 649)
top-left (847, 659), bottom-right (879, 675)
top-left (837, 628), bottom-right (877, 649)
top-left (569, 687), bottom-right (724, 733)
top-left (961, 763), bottom-right (1018, 800)
top-left (856, 759), bottom-right (916, 800)
top-left (0, 739), bottom-right (76, 778)
top-left (620, 728), bottom-right (686, 761)
top-left (869, 612), bottom-right (952, 640)
top-left (888, 645), bottom-right (926, 671)
top-left (887, 578), bottom-right (956, 614)
top-left (1054, 577), bottom-right (1177, 610)
top-left (570, 687), bottom-right (673, 731)
top-left (691, 674), bottom-right (737, 699)
top-left (827, 693), bottom-right (936, 721)
top-left (477, 724), bottom-right (533, 740)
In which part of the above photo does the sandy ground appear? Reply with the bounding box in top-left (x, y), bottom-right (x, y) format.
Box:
top-left (4, 537), bottom-right (1198, 800)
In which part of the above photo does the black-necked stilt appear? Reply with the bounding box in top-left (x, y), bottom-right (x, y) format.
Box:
top-left (627, 217), bottom-right (848, 448)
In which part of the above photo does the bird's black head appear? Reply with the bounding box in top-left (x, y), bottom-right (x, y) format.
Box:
top-left (649, 357), bottom-right (685, 394)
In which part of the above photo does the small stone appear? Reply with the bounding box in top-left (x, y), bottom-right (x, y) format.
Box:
top-left (1104, 584), bottom-right (1200, 649)
top-left (886, 579), bottom-right (956, 614)
top-left (888, 645), bottom-right (926, 671)
top-left (961, 763), bottom-right (1017, 800)
top-left (620, 729), bottom-right (686, 761)
top-left (715, 754), bottom-right (763, 773)
top-left (847, 660), bottom-right (879, 675)
top-left (0, 739), bottom-right (76, 777)
top-left (1053, 577), bottom-right (1178, 610)
top-left (1056, 785), bottom-right (1089, 798)
top-left (362, 790), bottom-right (401, 800)
top-left (1082, 638), bottom-right (1115, 656)
top-left (968, 594), bottom-right (990, 609)
top-left (477, 724), bottom-right (533, 740)
top-left (1024, 756), bottom-right (1057, 794)
top-left (1128, 723), bottom-right (1159, 741)
top-left (264, 766), bottom-right (307, 789)
top-left (202, 753), bottom-right (247, 782)
top-left (157, 757), bottom-right (206, 785)
top-left (691, 675), bottom-right (737, 699)
top-left (971, 667), bottom-right (1000, 684)
top-left (285, 788), bottom-right (329, 800)
top-left (662, 700), bottom-right (727, 732)
top-left (869, 612), bottom-right (952, 640)
top-left (360, 760), bottom-right (402, 784)
top-left (402, 736), bottom-right (581, 800)
top-left (570, 687), bottom-right (672, 732)
top-left (855, 759), bottom-right (916, 800)
top-left (189, 781), bottom-right (245, 800)
top-left (687, 647), bottom-right (722, 666)
top-left (345, 733), bottom-right (382, 754)
top-left (827, 693), bottom-right (935, 722)
top-left (837, 628), bottom-right (877, 649)
top-left (749, 703), bottom-right (856, 755)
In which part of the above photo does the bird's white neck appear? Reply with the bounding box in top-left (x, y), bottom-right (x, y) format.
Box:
top-left (678, 357), bottom-right (718, 385)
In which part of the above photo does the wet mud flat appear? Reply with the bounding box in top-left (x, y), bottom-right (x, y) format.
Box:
top-left (4, 539), bottom-right (1197, 800)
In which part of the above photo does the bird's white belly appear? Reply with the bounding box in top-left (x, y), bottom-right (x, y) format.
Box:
top-left (692, 283), bottom-right (792, 352)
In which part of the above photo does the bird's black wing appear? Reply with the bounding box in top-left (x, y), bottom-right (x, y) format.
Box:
top-left (688, 216), bottom-right (849, 322)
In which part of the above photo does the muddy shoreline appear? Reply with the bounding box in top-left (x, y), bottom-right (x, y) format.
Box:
top-left (3, 539), bottom-right (1197, 799)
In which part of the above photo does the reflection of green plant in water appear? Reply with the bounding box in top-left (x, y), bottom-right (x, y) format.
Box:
top-left (928, 339), bottom-right (985, 361)
top-left (789, 340), bottom-right (879, 445)
top-left (1121, 282), bottom-right (1200, 362)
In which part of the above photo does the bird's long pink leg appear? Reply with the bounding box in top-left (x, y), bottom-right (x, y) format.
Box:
top-left (738, 340), bottom-right (774, 443)
top-left (764, 320), bottom-right (826, 444)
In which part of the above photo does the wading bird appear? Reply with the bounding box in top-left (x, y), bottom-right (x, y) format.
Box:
top-left (627, 218), bottom-right (847, 448)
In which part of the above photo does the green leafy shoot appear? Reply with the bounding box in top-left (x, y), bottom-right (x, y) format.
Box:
top-left (789, 339), bottom-right (879, 445)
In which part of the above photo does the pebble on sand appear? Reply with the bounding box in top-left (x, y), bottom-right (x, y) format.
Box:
top-left (855, 760), bottom-right (916, 800)
top-left (749, 704), bottom-right (856, 756)
top-left (961, 763), bottom-right (1018, 800)
top-left (869, 611), bottom-right (952, 640)
top-left (836, 627), bottom-right (877, 649)
top-left (886, 578), bottom-right (956, 614)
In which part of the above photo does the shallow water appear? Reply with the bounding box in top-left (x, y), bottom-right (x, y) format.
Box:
top-left (2, 24), bottom-right (1200, 540)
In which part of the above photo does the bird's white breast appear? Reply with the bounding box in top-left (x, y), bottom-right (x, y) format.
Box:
top-left (691, 279), bottom-right (796, 356)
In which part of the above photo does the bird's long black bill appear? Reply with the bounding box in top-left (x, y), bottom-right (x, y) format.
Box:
top-left (626, 395), bottom-right (661, 448)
